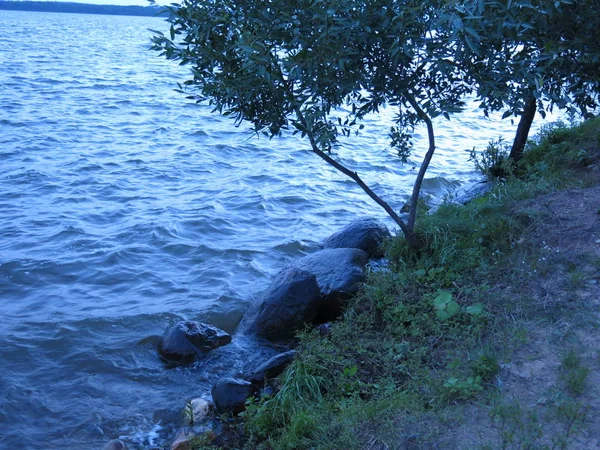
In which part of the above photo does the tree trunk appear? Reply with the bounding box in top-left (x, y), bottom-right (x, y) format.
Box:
top-left (509, 95), bottom-right (537, 163)
top-left (293, 106), bottom-right (420, 249)
top-left (405, 94), bottom-right (436, 236)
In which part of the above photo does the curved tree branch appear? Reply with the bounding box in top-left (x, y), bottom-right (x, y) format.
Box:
top-left (293, 106), bottom-right (417, 246)
top-left (405, 93), bottom-right (436, 232)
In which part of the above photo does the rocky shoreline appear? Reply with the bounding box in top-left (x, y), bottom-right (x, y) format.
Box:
top-left (103, 217), bottom-right (391, 450)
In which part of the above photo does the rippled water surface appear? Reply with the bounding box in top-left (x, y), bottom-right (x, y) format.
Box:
top-left (0, 10), bottom-right (561, 449)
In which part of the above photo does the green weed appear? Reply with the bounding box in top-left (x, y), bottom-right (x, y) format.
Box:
top-left (560, 350), bottom-right (590, 396)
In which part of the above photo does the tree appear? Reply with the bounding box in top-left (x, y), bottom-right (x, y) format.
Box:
top-left (449, 0), bottom-right (600, 163)
top-left (151, 0), bottom-right (472, 249)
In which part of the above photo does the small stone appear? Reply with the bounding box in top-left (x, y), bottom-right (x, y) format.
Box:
top-left (187, 397), bottom-right (212, 424)
top-left (248, 350), bottom-right (296, 385)
top-left (211, 378), bottom-right (253, 415)
top-left (171, 430), bottom-right (192, 450)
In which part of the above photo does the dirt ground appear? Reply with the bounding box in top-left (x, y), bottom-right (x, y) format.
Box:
top-left (447, 151), bottom-right (600, 448)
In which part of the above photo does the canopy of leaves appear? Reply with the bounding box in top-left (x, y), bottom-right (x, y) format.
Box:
top-left (449, 0), bottom-right (600, 118)
top-left (151, 0), bottom-right (474, 158)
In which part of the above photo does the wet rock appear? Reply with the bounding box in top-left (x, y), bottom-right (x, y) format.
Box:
top-left (252, 267), bottom-right (322, 341)
top-left (452, 181), bottom-right (492, 205)
top-left (293, 248), bottom-right (368, 297)
top-left (248, 350), bottom-right (296, 385)
top-left (171, 427), bottom-right (217, 450)
top-left (171, 431), bottom-right (191, 450)
top-left (158, 321), bottom-right (232, 364)
top-left (323, 217), bottom-right (391, 257)
top-left (103, 440), bottom-right (128, 450)
top-left (211, 377), bottom-right (253, 415)
top-left (186, 397), bottom-right (213, 425)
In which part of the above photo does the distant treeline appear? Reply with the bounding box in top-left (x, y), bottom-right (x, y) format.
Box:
top-left (0, 1), bottom-right (167, 17)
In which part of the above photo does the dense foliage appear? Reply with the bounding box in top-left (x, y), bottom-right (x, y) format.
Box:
top-left (151, 0), bottom-right (599, 246)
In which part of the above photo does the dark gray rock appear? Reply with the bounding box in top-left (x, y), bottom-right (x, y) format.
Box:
top-left (252, 267), bottom-right (322, 341)
top-left (292, 248), bottom-right (368, 321)
top-left (158, 321), bottom-right (232, 364)
top-left (323, 217), bottom-right (391, 257)
top-left (211, 377), bottom-right (253, 415)
top-left (293, 248), bottom-right (368, 297)
top-left (248, 350), bottom-right (296, 385)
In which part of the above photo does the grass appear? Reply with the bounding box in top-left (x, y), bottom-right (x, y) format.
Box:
top-left (560, 350), bottom-right (590, 396)
top-left (197, 118), bottom-right (600, 449)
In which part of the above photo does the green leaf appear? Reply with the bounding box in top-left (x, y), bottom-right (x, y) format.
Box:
top-left (342, 365), bottom-right (358, 377)
top-left (433, 291), bottom-right (459, 320)
top-left (466, 303), bottom-right (484, 316)
top-left (433, 291), bottom-right (453, 309)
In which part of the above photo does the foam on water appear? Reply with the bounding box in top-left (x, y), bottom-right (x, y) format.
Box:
top-left (0, 10), bottom-right (563, 449)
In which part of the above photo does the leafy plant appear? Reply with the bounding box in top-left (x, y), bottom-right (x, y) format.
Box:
top-left (472, 351), bottom-right (500, 381)
top-left (469, 137), bottom-right (512, 180)
top-left (443, 376), bottom-right (483, 400)
top-left (561, 350), bottom-right (590, 396)
top-left (432, 291), bottom-right (459, 321)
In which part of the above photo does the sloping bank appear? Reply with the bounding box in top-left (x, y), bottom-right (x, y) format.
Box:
top-left (107, 118), bottom-right (600, 450)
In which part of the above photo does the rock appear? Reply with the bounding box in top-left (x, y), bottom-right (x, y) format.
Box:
top-left (103, 440), bottom-right (127, 450)
top-left (171, 427), bottom-right (217, 450)
top-left (158, 321), bottom-right (232, 364)
top-left (316, 322), bottom-right (332, 337)
top-left (291, 247), bottom-right (368, 321)
top-left (211, 377), bottom-right (253, 415)
top-left (186, 397), bottom-right (212, 425)
top-left (293, 248), bottom-right (368, 297)
top-left (452, 181), bottom-right (491, 205)
top-left (171, 430), bottom-right (192, 450)
top-left (248, 350), bottom-right (296, 385)
top-left (323, 217), bottom-right (391, 257)
top-left (252, 267), bottom-right (322, 341)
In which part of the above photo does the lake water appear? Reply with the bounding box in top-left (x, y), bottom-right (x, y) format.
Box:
top-left (0, 10), bottom-right (560, 449)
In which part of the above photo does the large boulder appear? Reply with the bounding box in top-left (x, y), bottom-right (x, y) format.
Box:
top-left (292, 248), bottom-right (368, 320)
top-left (452, 181), bottom-right (491, 205)
top-left (323, 217), bottom-right (391, 257)
top-left (293, 248), bottom-right (368, 297)
top-left (251, 267), bottom-right (322, 341)
top-left (247, 350), bottom-right (296, 385)
top-left (158, 321), bottom-right (232, 364)
top-left (211, 378), bottom-right (254, 415)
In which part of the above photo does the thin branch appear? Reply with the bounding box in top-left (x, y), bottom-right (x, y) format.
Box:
top-left (293, 106), bottom-right (412, 239)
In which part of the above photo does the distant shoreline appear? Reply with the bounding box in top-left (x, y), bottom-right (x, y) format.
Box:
top-left (0, 1), bottom-right (167, 17)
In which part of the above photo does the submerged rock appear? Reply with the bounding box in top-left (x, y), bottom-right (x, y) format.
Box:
top-left (158, 321), bottom-right (232, 364)
top-left (248, 350), bottom-right (296, 385)
top-left (251, 267), bottom-right (322, 341)
top-left (323, 217), bottom-right (391, 257)
top-left (211, 378), bottom-right (253, 415)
